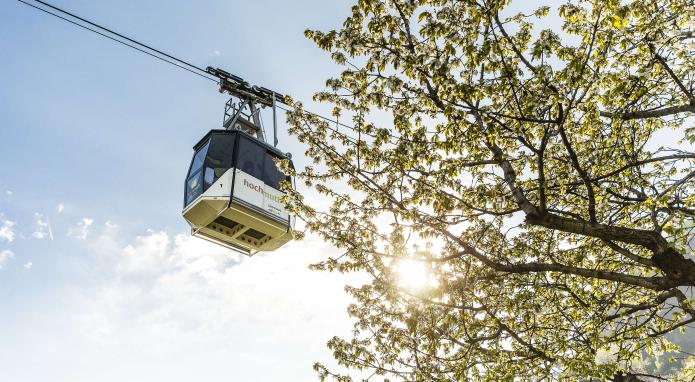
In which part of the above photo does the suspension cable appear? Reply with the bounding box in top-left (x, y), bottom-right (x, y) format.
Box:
top-left (17, 0), bottom-right (218, 82)
top-left (17, 0), bottom-right (377, 140)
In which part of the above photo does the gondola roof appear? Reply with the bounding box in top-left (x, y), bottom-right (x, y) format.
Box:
top-left (193, 129), bottom-right (290, 159)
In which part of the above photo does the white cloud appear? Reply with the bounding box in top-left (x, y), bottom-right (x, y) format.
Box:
top-left (0, 249), bottom-right (14, 269)
top-left (68, 218), bottom-right (94, 240)
top-left (118, 231), bottom-right (171, 274)
top-left (0, 219), bottom-right (16, 243)
top-left (58, 227), bottom-right (358, 378)
top-left (57, 204), bottom-right (65, 213)
top-left (32, 213), bottom-right (53, 240)
top-left (0, 216), bottom-right (362, 381)
top-left (210, 49), bottom-right (221, 57)
top-left (24, 261), bottom-right (32, 269)
top-left (5, 190), bottom-right (12, 196)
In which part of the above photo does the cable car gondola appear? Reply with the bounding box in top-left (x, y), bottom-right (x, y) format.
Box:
top-left (14, 1), bottom-right (319, 256)
top-left (182, 68), bottom-right (295, 255)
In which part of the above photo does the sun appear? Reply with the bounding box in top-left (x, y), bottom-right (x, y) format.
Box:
top-left (395, 259), bottom-right (437, 290)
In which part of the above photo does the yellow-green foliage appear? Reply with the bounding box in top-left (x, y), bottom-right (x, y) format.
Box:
top-left (286, 0), bottom-right (695, 381)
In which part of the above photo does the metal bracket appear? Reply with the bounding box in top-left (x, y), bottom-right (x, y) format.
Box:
top-left (222, 97), bottom-right (265, 141)
top-left (208, 66), bottom-right (287, 145)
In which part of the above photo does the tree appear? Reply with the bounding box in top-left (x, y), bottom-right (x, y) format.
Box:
top-left (284, 0), bottom-right (695, 380)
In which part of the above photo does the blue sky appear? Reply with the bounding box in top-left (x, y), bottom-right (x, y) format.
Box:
top-left (4, 1), bottom-right (692, 381)
top-left (0, 1), bottom-right (358, 381)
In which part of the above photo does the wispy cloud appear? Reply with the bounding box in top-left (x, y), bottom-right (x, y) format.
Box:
top-left (5, 190), bottom-right (12, 196)
top-left (209, 49), bottom-right (221, 57)
top-left (68, 218), bottom-right (94, 240)
top-left (24, 261), bottom-right (33, 270)
top-left (0, 219), bottom-right (16, 243)
top-left (104, 221), bottom-right (119, 230)
top-left (57, 203), bottom-right (65, 214)
top-left (0, 249), bottom-right (14, 269)
top-left (32, 213), bottom-right (54, 240)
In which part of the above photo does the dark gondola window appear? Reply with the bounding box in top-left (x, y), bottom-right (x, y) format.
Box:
top-left (263, 151), bottom-right (287, 190)
top-left (204, 167), bottom-right (215, 187)
top-left (236, 137), bottom-right (290, 190)
top-left (189, 141), bottom-right (209, 176)
top-left (237, 137), bottom-right (265, 181)
top-left (185, 140), bottom-right (210, 206)
top-left (186, 172), bottom-right (203, 205)
top-left (205, 133), bottom-right (236, 183)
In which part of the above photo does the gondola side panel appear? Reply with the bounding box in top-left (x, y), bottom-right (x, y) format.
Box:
top-left (233, 169), bottom-right (290, 221)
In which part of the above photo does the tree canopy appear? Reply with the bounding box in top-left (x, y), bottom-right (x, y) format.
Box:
top-left (284, 0), bottom-right (695, 380)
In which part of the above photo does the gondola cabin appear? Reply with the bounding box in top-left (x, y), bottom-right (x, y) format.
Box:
top-left (182, 130), bottom-right (294, 255)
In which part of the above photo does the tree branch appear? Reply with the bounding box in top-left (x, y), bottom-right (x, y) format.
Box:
top-left (599, 104), bottom-right (695, 120)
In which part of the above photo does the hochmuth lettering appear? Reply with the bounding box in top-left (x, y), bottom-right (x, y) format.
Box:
top-left (243, 178), bottom-right (281, 203)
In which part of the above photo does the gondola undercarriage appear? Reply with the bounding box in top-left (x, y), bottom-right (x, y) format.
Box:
top-left (183, 167), bottom-right (294, 256)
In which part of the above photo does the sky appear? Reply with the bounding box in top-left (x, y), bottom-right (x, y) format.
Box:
top-left (0, 1), bottom-right (360, 381)
top-left (2, 1), bottom-right (693, 381)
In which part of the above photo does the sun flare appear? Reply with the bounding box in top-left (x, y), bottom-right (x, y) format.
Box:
top-left (395, 259), bottom-right (437, 290)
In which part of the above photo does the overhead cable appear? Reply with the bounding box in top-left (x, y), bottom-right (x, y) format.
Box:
top-left (17, 0), bottom-right (218, 82)
top-left (17, 0), bottom-right (373, 137)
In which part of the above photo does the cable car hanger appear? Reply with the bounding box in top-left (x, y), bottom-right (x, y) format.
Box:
top-left (206, 67), bottom-right (287, 148)
top-left (16, 0), bottom-right (300, 255)
top-left (14, 0), bottom-right (369, 255)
